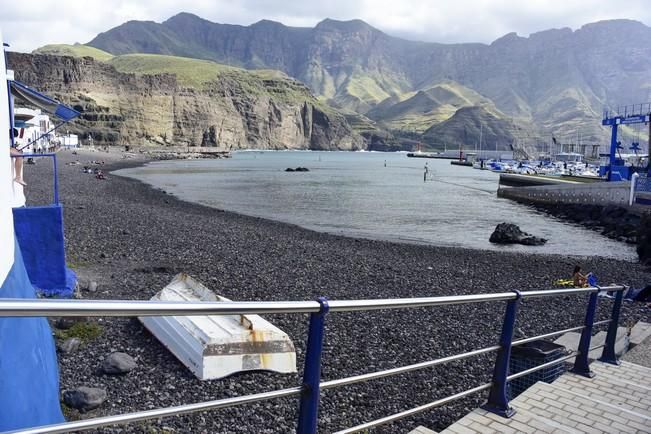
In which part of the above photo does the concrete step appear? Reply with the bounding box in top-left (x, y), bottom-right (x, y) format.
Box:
top-left (630, 321), bottom-right (651, 346)
top-left (436, 361), bottom-right (651, 433)
top-left (590, 360), bottom-right (651, 389)
top-left (552, 369), bottom-right (651, 417)
top-left (409, 426), bottom-right (437, 434)
top-left (439, 405), bottom-right (573, 434)
top-left (623, 335), bottom-right (651, 369)
top-left (513, 381), bottom-right (650, 433)
top-left (553, 327), bottom-right (629, 359)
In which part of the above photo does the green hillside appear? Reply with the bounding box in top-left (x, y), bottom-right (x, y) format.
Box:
top-left (32, 46), bottom-right (297, 92)
top-left (107, 53), bottom-right (242, 88)
top-left (33, 44), bottom-right (113, 61)
top-left (367, 81), bottom-right (505, 132)
top-left (422, 106), bottom-right (521, 150)
top-left (333, 69), bottom-right (412, 113)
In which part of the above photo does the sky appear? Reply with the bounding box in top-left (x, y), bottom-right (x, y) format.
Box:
top-left (1, 0), bottom-right (650, 52)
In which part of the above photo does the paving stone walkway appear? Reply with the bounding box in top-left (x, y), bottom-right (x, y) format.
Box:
top-left (410, 360), bottom-right (651, 433)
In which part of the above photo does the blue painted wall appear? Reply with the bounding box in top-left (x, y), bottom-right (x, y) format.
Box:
top-left (0, 239), bottom-right (64, 430)
top-left (13, 205), bottom-right (75, 297)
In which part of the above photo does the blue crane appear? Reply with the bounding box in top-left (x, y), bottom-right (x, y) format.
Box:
top-left (601, 103), bottom-right (651, 181)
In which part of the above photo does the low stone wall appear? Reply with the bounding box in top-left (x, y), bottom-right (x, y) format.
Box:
top-left (498, 181), bottom-right (631, 207)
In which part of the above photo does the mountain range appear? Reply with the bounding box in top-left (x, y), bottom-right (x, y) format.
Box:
top-left (34, 13), bottom-right (651, 151)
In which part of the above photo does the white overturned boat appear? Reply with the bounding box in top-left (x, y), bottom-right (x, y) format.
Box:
top-left (140, 274), bottom-right (296, 380)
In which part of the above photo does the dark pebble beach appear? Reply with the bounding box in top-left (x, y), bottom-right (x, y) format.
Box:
top-left (23, 149), bottom-right (651, 433)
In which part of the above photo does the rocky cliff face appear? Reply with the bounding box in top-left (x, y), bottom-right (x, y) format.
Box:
top-left (7, 52), bottom-right (363, 150)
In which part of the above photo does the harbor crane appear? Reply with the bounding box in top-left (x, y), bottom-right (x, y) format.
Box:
top-left (601, 103), bottom-right (651, 181)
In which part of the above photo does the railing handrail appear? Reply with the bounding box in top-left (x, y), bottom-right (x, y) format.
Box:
top-left (5, 346), bottom-right (583, 434)
top-left (0, 285), bottom-right (624, 317)
top-left (2, 284), bottom-right (627, 434)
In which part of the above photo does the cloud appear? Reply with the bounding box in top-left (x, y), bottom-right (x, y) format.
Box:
top-left (1, 0), bottom-right (650, 52)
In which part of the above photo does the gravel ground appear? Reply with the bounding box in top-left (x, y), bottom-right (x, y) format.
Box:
top-left (23, 149), bottom-right (651, 433)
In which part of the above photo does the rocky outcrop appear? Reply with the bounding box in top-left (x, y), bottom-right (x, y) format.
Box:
top-left (489, 223), bottom-right (547, 246)
top-left (528, 203), bottom-right (639, 245)
top-left (7, 52), bottom-right (363, 150)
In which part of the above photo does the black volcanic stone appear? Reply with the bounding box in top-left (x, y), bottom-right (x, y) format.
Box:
top-left (489, 223), bottom-right (547, 246)
top-left (101, 352), bottom-right (137, 374)
top-left (63, 386), bottom-right (107, 412)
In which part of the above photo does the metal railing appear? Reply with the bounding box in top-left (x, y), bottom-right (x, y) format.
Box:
top-left (603, 102), bottom-right (651, 120)
top-left (0, 284), bottom-right (627, 434)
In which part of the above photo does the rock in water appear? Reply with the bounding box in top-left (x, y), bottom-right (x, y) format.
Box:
top-left (489, 223), bottom-right (547, 246)
top-left (101, 352), bottom-right (137, 374)
top-left (63, 387), bottom-right (107, 412)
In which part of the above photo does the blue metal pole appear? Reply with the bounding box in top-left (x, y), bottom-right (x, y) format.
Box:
top-left (52, 154), bottom-right (59, 204)
top-left (7, 80), bottom-right (15, 147)
top-left (482, 290), bottom-right (521, 418)
top-left (571, 291), bottom-right (599, 377)
top-left (297, 297), bottom-right (329, 434)
top-left (608, 123), bottom-right (618, 181)
top-left (598, 288), bottom-right (625, 365)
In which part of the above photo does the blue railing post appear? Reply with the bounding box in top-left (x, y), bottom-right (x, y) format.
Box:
top-left (599, 287), bottom-right (625, 365)
top-left (297, 297), bottom-right (329, 434)
top-left (571, 290), bottom-right (599, 377)
top-left (52, 154), bottom-right (59, 204)
top-left (482, 290), bottom-right (521, 418)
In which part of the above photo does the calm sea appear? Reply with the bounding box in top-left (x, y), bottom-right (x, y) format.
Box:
top-left (115, 151), bottom-right (636, 260)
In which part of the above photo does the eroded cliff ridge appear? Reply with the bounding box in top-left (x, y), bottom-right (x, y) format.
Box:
top-left (7, 52), bottom-right (363, 150)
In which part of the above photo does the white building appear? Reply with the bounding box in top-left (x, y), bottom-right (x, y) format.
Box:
top-left (61, 133), bottom-right (79, 148)
top-left (13, 108), bottom-right (56, 153)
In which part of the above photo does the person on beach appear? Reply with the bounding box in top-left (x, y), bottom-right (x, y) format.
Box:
top-left (573, 265), bottom-right (588, 287)
top-left (9, 128), bottom-right (26, 186)
top-left (424, 163), bottom-right (429, 182)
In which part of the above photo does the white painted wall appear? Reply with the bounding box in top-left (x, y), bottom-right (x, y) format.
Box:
top-left (61, 134), bottom-right (78, 147)
top-left (0, 28), bottom-right (16, 285)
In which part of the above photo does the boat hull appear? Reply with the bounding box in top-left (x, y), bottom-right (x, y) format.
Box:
top-left (140, 274), bottom-right (297, 380)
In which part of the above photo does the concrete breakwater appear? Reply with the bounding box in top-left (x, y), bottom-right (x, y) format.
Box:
top-left (497, 179), bottom-right (632, 207)
top-left (497, 180), bottom-right (646, 252)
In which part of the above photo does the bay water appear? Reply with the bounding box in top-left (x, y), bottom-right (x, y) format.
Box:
top-left (115, 151), bottom-right (636, 260)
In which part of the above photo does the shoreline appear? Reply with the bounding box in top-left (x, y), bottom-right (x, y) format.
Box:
top-left (112, 152), bottom-right (638, 262)
top-left (24, 149), bottom-right (651, 433)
